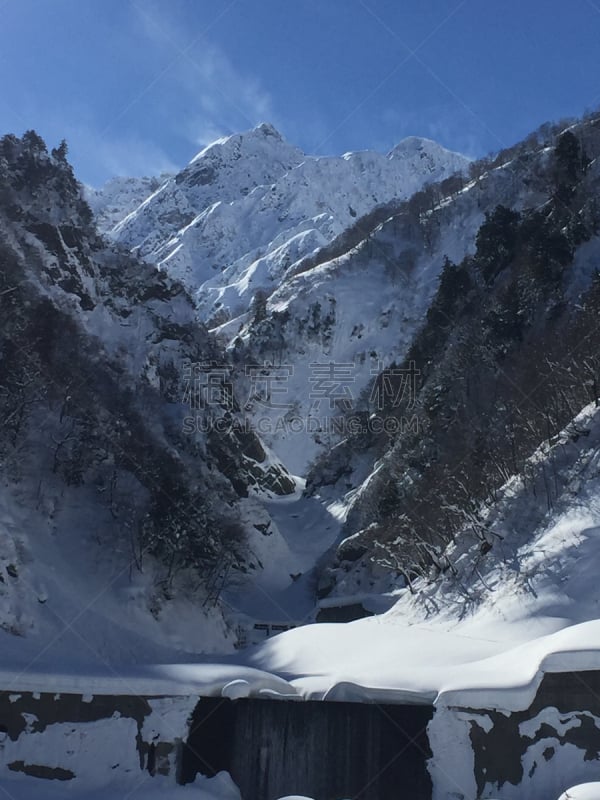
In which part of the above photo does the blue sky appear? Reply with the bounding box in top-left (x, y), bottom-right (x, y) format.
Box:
top-left (1, 0), bottom-right (599, 186)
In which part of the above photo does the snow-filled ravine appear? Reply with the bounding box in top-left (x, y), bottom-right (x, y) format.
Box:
top-left (5, 402), bottom-right (600, 711)
top-left (4, 404), bottom-right (600, 800)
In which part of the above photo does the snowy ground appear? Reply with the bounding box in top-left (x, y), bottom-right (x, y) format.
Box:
top-left (224, 482), bottom-right (342, 623)
top-left (0, 474), bottom-right (235, 673)
top-left (4, 405), bottom-right (600, 708)
top-left (247, 402), bottom-right (600, 710)
top-left (558, 785), bottom-right (600, 800)
top-left (4, 405), bottom-right (600, 798)
top-left (0, 773), bottom-right (241, 800)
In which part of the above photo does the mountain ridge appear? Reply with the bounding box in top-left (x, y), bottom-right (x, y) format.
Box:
top-left (92, 125), bottom-right (469, 331)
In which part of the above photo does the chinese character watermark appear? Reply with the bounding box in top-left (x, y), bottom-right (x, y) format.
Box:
top-left (182, 357), bottom-right (421, 438)
top-left (309, 362), bottom-right (355, 411)
top-left (245, 363), bottom-right (294, 410)
top-left (182, 361), bottom-right (234, 412)
top-left (369, 360), bottom-right (420, 411)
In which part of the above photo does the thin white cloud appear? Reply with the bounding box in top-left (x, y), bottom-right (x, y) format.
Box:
top-left (90, 133), bottom-right (178, 182)
top-left (380, 104), bottom-right (489, 158)
top-left (59, 121), bottom-right (178, 186)
top-left (132, 1), bottom-right (278, 150)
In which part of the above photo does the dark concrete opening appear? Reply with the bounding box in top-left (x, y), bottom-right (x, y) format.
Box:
top-left (316, 603), bottom-right (374, 623)
top-left (180, 696), bottom-right (433, 800)
top-left (180, 696), bottom-right (236, 778)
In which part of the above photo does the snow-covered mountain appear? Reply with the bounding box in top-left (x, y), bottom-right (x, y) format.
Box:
top-left (94, 124), bottom-right (468, 330)
top-left (0, 131), bottom-right (300, 663)
top-left (106, 124), bottom-right (304, 287)
top-left (90, 124), bottom-right (469, 471)
top-left (84, 172), bottom-right (173, 233)
top-left (308, 115), bottom-right (600, 600)
top-left (227, 143), bottom-right (546, 472)
top-left (3, 112), bottom-right (600, 800)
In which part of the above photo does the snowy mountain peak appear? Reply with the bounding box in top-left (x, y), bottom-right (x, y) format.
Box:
top-left (111, 123), bottom-right (304, 259)
top-left (254, 121), bottom-right (285, 139)
top-left (190, 120), bottom-right (286, 156)
top-left (387, 135), bottom-right (467, 169)
top-left (101, 126), bottom-right (469, 323)
top-left (187, 121), bottom-right (301, 170)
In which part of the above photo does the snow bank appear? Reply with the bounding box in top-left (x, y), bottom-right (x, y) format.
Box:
top-left (247, 402), bottom-right (600, 712)
top-left (0, 773), bottom-right (241, 800)
top-left (438, 620), bottom-right (600, 711)
top-left (558, 784), bottom-right (600, 800)
top-left (0, 663), bottom-right (296, 699)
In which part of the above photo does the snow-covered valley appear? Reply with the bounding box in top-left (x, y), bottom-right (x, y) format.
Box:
top-left (3, 113), bottom-right (600, 800)
top-left (6, 401), bottom-right (600, 800)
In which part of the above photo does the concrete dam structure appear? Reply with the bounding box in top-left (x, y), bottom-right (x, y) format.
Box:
top-left (3, 671), bottom-right (600, 799)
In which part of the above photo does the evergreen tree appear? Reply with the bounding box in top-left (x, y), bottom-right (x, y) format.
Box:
top-left (52, 139), bottom-right (69, 162)
top-left (22, 129), bottom-right (47, 153)
top-left (554, 130), bottom-right (590, 201)
top-left (475, 205), bottom-right (521, 284)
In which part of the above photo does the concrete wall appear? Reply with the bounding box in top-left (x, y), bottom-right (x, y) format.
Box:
top-left (181, 696), bottom-right (434, 800)
top-left (429, 671), bottom-right (600, 800)
top-left (4, 672), bottom-right (600, 800)
top-left (0, 691), bottom-right (194, 788)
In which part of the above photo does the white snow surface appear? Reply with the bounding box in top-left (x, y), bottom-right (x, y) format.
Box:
top-left (558, 784), bottom-right (600, 800)
top-left (0, 772), bottom-right (241, 800)
top-left (224, 483), bottom-right (342, 624)
top-left (246, 401), bottom-right (600, 711)
top-left (5, 402), bottom-right (600, 713)
top-left (101, 124), bottom-right (469, 327)
top-left (85, 173), bottom-right (172, 233)
top-left (0, 774), bottom-right (325, 800)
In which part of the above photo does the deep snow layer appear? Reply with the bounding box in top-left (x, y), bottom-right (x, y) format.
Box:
top-left (16, 394), bottom-right (594, 711)
top-left (4, 404), bottom-right (600, 800)
top-left (4, 403), bottom-right (600, 713)
top-left (247, 401), bottom-right (600, 710)
top-left (0, 773), bottom-right (242, 800)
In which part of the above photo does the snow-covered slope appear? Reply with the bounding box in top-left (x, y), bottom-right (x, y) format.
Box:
top-left (0, 479), bottom-right (234, 667)
top-left (305, 119), bottom-right (600, 602)
top-left (191, 136), bottom-right (468, 326)
top-left (109, 123), bottom-right (304, 281)
top-left (249, 400), bottom-right (600, 707)
top-left (99, 124), bottom-right (468, 328)
top-left (227, 140), bottom-right (559, 472)
top-left (85, 172), bottom-right (172, 233)
top-left (0, 132), bottom-right (299, 663)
